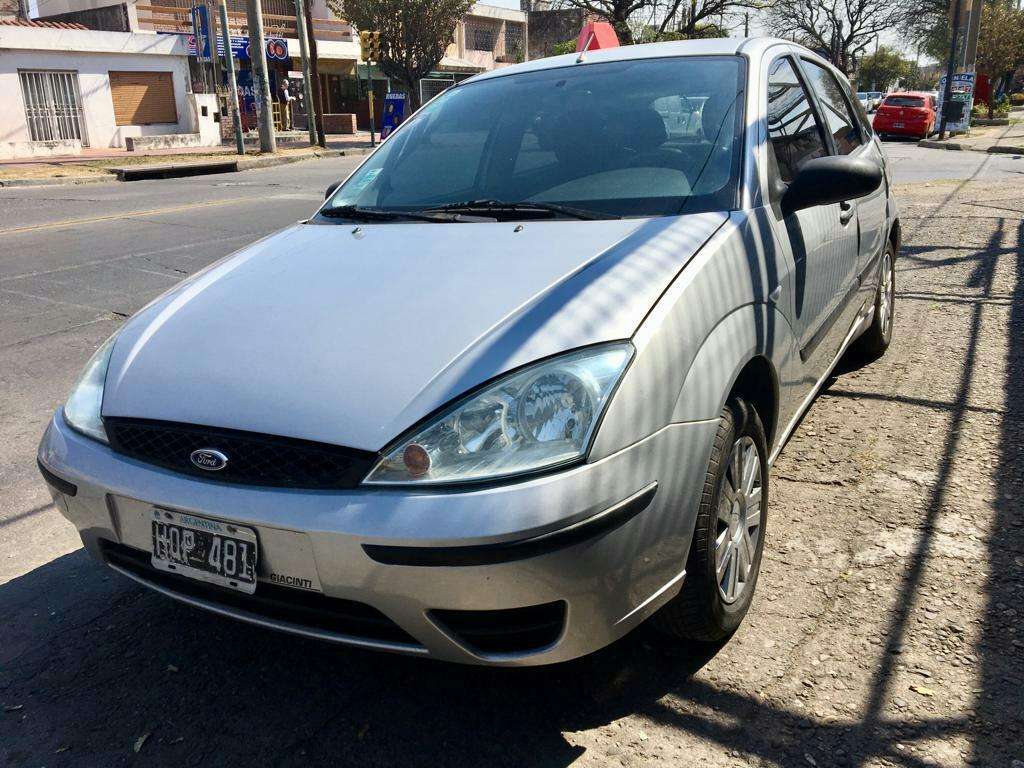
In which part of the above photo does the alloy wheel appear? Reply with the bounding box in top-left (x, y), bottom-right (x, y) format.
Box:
top-left (879, 249), bottom-right (895, 340)
top-left (715, 435), bottom-right (763, 604)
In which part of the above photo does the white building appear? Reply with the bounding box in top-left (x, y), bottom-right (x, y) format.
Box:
top-left (1, 19), bottom-right (214, 158)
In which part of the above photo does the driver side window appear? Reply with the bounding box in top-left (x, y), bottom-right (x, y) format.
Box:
top-left (766, 57), bottom-right (827, 184)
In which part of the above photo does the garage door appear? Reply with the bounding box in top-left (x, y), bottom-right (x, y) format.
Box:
top-left (109, 71), bottom-right (177, 125)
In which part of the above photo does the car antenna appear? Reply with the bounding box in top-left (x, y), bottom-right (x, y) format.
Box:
top-left (576, 31), bottom-right (595, 63)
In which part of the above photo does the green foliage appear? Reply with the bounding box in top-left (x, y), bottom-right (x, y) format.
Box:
top-left (972, 95), bottom-right (1011, 119)
top-left (856, 46), bottom-right (914, 91)
top-left (975, 2), bottom-right (1024, 84)
top-left (329, 0), bottom-right (473, 107)
top-left (904, 68), bottom-right (940, 91)
top-left (552, 39), bottom-right (577, 56)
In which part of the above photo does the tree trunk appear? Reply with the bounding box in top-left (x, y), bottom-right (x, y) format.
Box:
top-left (404, 75), bottom-right (421, 110)
top-left (612, 16), bottom-right (633, 44)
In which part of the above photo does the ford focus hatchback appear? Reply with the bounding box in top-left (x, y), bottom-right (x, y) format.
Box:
top-left (38, 38), bottom-right (899, 665)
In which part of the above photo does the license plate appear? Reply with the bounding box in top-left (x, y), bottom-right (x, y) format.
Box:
top-left (151, 509), bottom-right (258, 593)
top-left (893, 122), bottom-right (904, 128)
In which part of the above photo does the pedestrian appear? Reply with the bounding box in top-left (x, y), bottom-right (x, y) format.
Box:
top-left (280, 79), bottom-right (294, 131)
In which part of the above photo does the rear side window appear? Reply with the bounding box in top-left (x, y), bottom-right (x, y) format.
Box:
top-left (800, 59), bottom-right (862, 154)
top-left (766, 57), bottom-right (827, 184)
top-left (884, 96), bottom-right (925, 108)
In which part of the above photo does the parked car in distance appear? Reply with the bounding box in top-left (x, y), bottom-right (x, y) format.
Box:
top-left (38, 38), bottom-right (899, 666)
top-left (867, 91), bottom-right (884, 110)
top-left (857, 91), bottom-right (873, 111)
top-left (873, 91), bottom-right (937, 139)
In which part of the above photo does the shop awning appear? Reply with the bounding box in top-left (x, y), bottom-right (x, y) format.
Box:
top-left (436, 55), bottom-right (486, 73)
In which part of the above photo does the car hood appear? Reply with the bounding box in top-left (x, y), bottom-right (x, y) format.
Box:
top-left (104, 214), bottom-right (726, 450)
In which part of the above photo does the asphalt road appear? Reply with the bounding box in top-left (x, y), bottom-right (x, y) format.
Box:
top-left (2, 147), bottom-right (1022, 767)
top-left (879, 137), bottom-right (1024, 182)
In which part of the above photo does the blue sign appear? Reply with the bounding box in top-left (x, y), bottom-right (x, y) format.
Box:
top-left (236, 69), bottom-right (279, 114)
top-left (190, 5), bottom-right (211, 61)
top-left (183, 32), bottom-right (288, 62)
top-left (380, 93), bottom-right (407, 139)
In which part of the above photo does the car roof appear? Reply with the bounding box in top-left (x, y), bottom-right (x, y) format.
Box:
top-left (885, 91), bottom-right (930, 97)
top-left (467, 36), bottom-right (807, 84)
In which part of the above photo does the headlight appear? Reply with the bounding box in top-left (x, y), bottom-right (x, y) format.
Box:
top-left (63, 335), bottom-right (116, 444)
top-left (364, 343), bottom-right (633, 485)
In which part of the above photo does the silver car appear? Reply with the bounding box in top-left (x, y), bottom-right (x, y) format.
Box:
top-left (38, 38), bottom-right (898, 666)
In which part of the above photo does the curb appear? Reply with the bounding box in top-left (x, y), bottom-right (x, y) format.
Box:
top-left (0, 174), bottom-right (116, 188)
top-left (917, 139), bottom-right (1024, 154)
top-left (0, 147), bottom-right (372, 188)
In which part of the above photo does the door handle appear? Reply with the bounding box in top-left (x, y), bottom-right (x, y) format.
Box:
top-left (839, 200), bottom-right (856, 226)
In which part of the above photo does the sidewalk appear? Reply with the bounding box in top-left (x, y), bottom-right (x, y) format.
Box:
top-left (0, 133), bottom-right (375, 185)
top-left (919, 118), bottom-right (1024, 154)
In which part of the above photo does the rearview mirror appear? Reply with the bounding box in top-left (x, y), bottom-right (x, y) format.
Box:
top-left (782, 156), bottom-right (882, 214)
top-left (325, 181), bottom-right (341, 200)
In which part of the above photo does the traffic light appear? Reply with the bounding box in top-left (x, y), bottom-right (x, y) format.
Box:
top-left (360, 30), bottom-right (382, 62)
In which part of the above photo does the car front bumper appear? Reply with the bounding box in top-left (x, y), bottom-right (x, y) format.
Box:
top-left (38, 410), bottom-right (718, 665)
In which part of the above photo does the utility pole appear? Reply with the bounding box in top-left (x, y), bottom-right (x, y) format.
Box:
top-left (245, 0), bottom-right (276, 152)
top-left (219, 0), bottom-right (245, 155)
top-left (939, 0), bottom-right (964, 139)
top-left (208, 1), bottom-right (222, 94)
top-left (303, 0), bottom-right (327, 148)
top-left (743, 12), bottom-right (749, 37)
top-left (294, 0), bottom-right (318, 146)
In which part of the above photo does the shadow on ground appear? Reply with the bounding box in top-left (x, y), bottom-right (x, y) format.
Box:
top-left (2, 174), bottom-right (1022, 768)
top-left (1, 551), bottom-right (723, 767)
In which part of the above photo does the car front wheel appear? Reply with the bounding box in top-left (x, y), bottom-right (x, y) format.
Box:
top-left (653, 398), bottom-right (768, 642)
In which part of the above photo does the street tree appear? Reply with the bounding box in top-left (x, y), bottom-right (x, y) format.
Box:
top-left (856, 46), bottom-right (914, 91)
top-left (974, 0), bottom-right (1024, 116)
top-left (767, 0), bottom-right (913, 74)
top-left (328, 0), bottom-right (473, 108)
top-left (554, 0), bottom-right (760, 45)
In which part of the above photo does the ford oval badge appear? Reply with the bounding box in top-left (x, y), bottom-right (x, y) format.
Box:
top-left (190, 448), bottom-right (228, 471)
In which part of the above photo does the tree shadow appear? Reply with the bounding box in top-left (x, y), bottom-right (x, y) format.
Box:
top-left (3, 172), bottom-right (1021, 768)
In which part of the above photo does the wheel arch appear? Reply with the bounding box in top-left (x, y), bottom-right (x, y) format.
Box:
top-left (727, 355), bottom-right (779, 450)
top-left (889, 217), bottom-right (902, 255)
top-left (670, 303), bottom-right (786, 450)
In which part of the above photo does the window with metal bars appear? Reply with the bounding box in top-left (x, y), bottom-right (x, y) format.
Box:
top-left (18, 70), bottom-right (88, 145)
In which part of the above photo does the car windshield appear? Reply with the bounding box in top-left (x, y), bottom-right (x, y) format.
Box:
top-left (884, 96), bottom-right (925, 107)
top-left (322, 56), bottom-right (745, 220)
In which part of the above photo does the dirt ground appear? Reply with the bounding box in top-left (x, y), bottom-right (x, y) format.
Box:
top-left (1, 177), bottom-right (1022, 767)
top-left (556, 177), bottom-right (1024, 767)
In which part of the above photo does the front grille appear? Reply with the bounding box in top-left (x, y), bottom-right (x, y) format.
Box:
top-left (430, 601), bottom-right (567, 655)
top-left (102, 541), bottom-right (420, 647)
top-left (104, 417), bottom-right (377, 489)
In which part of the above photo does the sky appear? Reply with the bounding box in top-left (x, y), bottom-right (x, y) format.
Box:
top-left (479, 0), bottom-right (910, 52)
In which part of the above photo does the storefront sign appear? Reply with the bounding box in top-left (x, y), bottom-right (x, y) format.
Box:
top-left (380, 93), bottom-right (407, 139)
top-left (190, 5), bottom-right (211, 62)
top-left (937, 72), bottom-right (975, 133)
top-left (184, 33), bottom-right (288, 62)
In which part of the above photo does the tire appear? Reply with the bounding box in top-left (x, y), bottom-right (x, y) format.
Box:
top-left (653, 398), bottom-right (769, 642)
top-left (852, 240), bottom-right (896, 359)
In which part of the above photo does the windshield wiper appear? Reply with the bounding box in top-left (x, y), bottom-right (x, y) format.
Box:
top-left (425, 199), bottom-right (616, 221)
top-left (318, 205), bottom-right (462, 223)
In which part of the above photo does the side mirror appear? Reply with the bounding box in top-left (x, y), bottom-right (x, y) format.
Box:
top-left (782, 156), bottom-right (882, 214)
top-left (325, 181), bottom-right (341, 200)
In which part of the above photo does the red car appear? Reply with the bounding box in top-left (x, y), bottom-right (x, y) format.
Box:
top-left (872, 92), bottom-right (937, 139)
